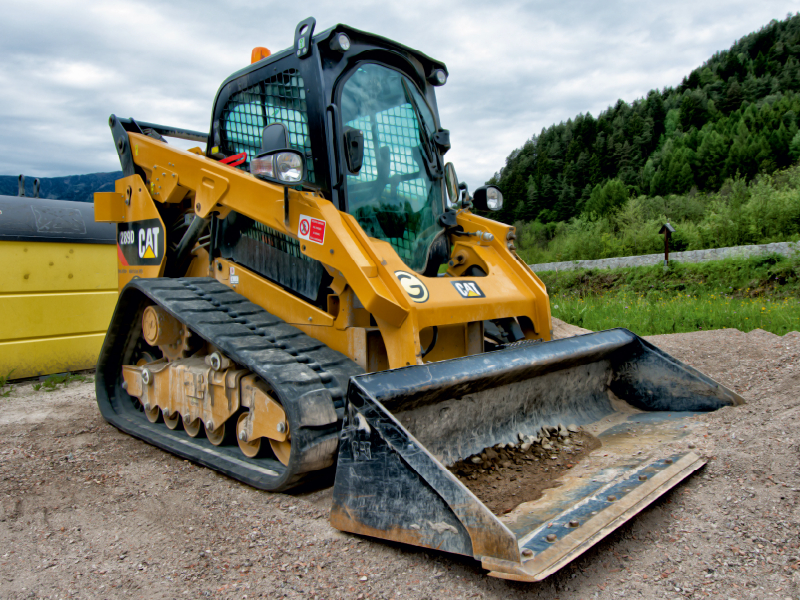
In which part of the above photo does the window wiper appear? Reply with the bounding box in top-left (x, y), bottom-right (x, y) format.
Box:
top-left (401, 79), bottom-right (439, 178)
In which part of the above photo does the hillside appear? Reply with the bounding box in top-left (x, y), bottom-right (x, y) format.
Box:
top-left (0, 172), bottom-right (121, 203)
top-left (489, 14), bottom-right (800, 225)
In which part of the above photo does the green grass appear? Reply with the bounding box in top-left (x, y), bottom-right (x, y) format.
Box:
top-left (0, 370), bottom-right (14, 397)
top-left (540, 253), bottom-right (800, 298)
top-left (541, 254), bottom-right (800, 335)
top-left (33, 372), bottom-right (92, 393)
top-left (551, 292), bottom-right (800, 336)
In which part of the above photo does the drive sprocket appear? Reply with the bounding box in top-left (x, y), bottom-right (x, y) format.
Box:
top-left (141, 304), bottom-right (195, 361)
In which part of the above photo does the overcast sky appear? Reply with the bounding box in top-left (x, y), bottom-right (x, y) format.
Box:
top-left (1, 0), bottom-right (797, 191)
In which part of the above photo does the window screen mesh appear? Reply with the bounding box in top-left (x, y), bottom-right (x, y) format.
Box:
top-left (220, 68), bottom-right (315, 183)
top-left (347, 106), bottom-right (427, 202)
top-left (345, 105), bottom-right (435, 269)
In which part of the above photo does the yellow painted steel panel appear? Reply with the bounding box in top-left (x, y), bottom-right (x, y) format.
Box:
top-left (0, 333), bottom-right (107, 379)
top-left (0, 240), bottom-right (117, 294)
top-left (0, 240), bottom-right (118, 378)
top-left (0, 291), bottom-right (118, 341)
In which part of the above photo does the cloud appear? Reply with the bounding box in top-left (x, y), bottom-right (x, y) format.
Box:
top-left (0, 0), bottom-right (796, 192)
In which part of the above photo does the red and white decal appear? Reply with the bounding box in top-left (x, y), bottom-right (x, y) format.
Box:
top-left (298, 214), bottom-right (326, 244)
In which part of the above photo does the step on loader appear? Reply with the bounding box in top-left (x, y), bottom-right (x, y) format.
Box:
top-left (93, 17), bottom-right (743, 581)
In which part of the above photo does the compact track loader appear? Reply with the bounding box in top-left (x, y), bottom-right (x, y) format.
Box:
top-left (94, 17), bottom-right (743, 581)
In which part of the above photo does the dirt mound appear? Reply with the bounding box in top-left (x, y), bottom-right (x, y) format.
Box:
top-left (448, 426), bottom-right (601, 515)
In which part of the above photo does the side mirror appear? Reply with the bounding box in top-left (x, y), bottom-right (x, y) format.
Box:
top-left (260, 123), bottom-right (290, 154)
top-left (472, 185), bottom-right (503, 211)
top-left (344, 127), bottom-right (364, 174)
top-left (444, 162), bottom-right (459, 206)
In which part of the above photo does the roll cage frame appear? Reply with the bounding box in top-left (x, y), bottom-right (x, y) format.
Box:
top-left (207, 19), bottom-right (448, 215)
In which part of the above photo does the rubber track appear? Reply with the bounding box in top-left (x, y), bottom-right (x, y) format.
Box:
top-left (95, 277), bottom-right (363, 491)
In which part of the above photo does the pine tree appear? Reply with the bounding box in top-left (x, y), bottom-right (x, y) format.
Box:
top-left (789, 131), bottom-right (800, 162)
top-left (723, 79), bottom-right (744, 113)
top-left (676, 163), bottom-right (696, 193)
top-left (679, 92), bottom-right (707, 130)
top-left (697, 131), bottom-right (728, 189)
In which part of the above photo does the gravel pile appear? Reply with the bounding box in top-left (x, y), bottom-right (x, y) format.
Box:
top-left (448, 426), bottom-right (602, 514)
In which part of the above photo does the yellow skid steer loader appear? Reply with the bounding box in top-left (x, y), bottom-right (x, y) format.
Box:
top-left (93, 17), bottom-right (742, 581)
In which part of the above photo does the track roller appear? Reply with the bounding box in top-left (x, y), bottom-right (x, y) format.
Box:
top-left (184, 417), bottom-right (203, 438)
top-left (163, 408), bottom-right (181, 430)
top-left (236, 413), bottom-right (263, 458)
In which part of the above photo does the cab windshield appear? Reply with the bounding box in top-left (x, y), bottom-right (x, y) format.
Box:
top-left (340, 63), bottom-right (444, 273)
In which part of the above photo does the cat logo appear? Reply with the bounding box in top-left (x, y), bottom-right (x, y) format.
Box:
top-left (452, 281), bottom-right (485, 299)
top-left (139, 226), bottom-right (161, 259)
top-left (395, 270), bottom-right (429, 303)
top-left (117, 218), bottom-right (164, 267)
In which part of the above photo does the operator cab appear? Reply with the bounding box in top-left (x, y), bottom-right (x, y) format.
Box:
top-left (209, 18), bottom-right (458, 277)
top-left (208, 17), bottom-right (503, 324)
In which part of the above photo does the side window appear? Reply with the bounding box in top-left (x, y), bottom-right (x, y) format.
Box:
top-left (346, 106), bottom-right (425, 195)
top-left (219, 69), bottom-right (315, 183)
top-left (340, 64), bottom-right (443, 273)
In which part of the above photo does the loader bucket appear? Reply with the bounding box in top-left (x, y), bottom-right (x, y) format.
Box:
top-left (330, 328), bottom-right (743, 581)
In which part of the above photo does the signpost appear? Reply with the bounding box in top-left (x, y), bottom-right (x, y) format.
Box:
top-left (659, 222), bottom-right (676, 267)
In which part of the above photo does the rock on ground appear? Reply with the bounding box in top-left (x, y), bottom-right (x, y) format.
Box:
top-left (1, 326), bottom-right (798, 599)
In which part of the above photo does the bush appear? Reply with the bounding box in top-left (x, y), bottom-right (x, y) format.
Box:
top-left (516, 164), bottom-right (800, 263)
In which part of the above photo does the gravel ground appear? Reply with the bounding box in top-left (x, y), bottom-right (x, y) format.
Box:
top-left (1, 323), bottom-right (799, 600)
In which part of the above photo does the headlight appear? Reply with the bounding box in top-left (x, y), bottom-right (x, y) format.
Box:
top-left (429, 69), bottom-right (447, 86)
top-left (250, 150), bottom-right (305, 184)
top-left (330, 32), bottom-right (351, 52)
top-left (471, 185), bottom-right (503, 212)
top-left (486, 187), bottom-right (503, 211)
top-left (275, 152), bottom-right (303, 183)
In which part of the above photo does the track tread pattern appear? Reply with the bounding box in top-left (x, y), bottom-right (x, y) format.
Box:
top-left (95, 277), bottom-right (363, 491)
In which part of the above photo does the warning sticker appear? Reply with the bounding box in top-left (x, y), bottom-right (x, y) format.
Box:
top-left (298, 214), bottom-right (326, 244)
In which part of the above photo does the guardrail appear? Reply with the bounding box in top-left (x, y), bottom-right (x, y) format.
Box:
top-left (528, 241), bottom-right (800, 273)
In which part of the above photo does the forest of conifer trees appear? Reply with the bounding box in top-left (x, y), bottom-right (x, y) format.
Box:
top-left (488, 13), bottom-right (800, 234)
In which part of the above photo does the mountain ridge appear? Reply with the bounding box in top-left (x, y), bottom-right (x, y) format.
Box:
top-left (0, 172), bottom-right (122, 203)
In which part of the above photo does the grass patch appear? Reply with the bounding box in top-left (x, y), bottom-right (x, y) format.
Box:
top-left (33, 372), bottom-right (92, 392)
top-left (0, 370), bottom-right (14, 397)
top-left (551, 293), bottom-right (800, 336)
top-left (541, 254), bottom-right (800, 335)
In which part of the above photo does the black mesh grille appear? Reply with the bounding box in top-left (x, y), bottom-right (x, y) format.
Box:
top-left (241, 221), bottom-right (309, 261)
top-left (220, 68), bottom-right (315, 183)
top-left (227, 219), bottom-right (325, 302)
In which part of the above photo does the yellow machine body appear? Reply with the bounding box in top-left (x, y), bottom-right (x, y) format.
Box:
top-left (95, 132), bottom-right (552, 371)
